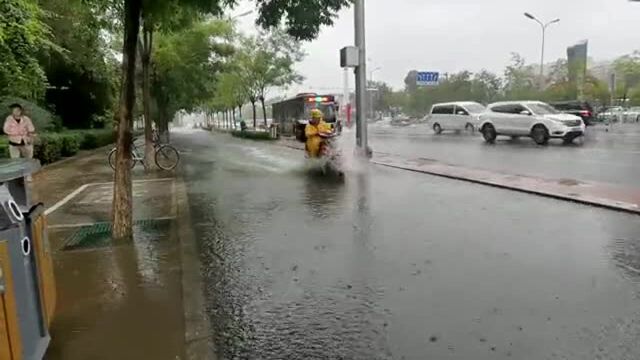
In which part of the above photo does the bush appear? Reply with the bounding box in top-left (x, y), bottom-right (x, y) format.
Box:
top-left (0, 138), bottom-right (8, 158)
top-left (74, 129), bottom-right (115, 150)
top-left (60, 133), bottom-right (82, 157)
top-left (0, 128), bottom-right (136, 164)
top-left (231, 130), bottom-right (273, 140)
top-left (34, 134), bottom-right (63, 164)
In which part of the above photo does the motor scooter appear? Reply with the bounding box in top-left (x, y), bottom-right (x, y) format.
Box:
top-left (317, 131), bottom-right (344, 177)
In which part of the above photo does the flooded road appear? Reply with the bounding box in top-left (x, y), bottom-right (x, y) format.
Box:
top-left (177, 129), bottom-right (640, 359)
top-left (369, 122), bottom-right (640, 187)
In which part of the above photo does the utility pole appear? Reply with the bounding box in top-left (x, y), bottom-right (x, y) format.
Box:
top-left (354, 0), bottom-right (369, 155)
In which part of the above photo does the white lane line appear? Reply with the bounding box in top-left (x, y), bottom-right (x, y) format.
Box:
top-left (44, 178), bottom-right (175, 216)
top-left (47, 216), bottom-right (176, 229)
top-left (44, 184), bottom-right (91, 216)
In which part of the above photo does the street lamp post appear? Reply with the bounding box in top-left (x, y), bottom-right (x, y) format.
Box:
top-left (354, 0), bottom-right (369, 156)
top-left (369, 66), bottom-right (381, 82)
top-left (524, 12), bottom-right (559, 88)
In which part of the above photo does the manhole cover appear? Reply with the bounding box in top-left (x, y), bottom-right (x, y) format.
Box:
top-left (63, 218), bottom-right (173, 251)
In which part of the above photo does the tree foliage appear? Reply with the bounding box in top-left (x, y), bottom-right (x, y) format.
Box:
top-left (39, 0), bottom-right (118, 128)
top-left (152, 19), bottom-right (234, 127)
top-left (0, 0), bottom-right (51, 100)
top-left (203, 29), bottom-right (304, 127)
top-left (242, 30), bottom-right (304, 124)
top-left (502, 53), bottom-right (539, 100)
top-left (613, 51), bottom-right (640, 102)
top-left (250, 30), bottom-right (305, 94)
top-left (254, 0), bottom-right (351, 40)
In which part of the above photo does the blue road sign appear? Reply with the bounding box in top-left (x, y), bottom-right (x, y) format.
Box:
top-left (416, 71), bottom-right (439, 86)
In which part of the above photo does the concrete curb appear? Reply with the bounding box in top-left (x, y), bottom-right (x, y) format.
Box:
top-left (175, 179), bottom-right (215, 360)
top-left (372, 160), bottom-right (640, 216)
top-left (275, 140), bottom-right (639, 215)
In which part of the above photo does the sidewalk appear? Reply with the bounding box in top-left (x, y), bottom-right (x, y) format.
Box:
top-left (28, 148), bottom-right (209, 359)
top-left (276, 137), bottom-right (640, 215)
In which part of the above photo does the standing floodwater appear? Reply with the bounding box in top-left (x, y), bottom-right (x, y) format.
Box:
top-left (178, 130), bottom-right (640, 360)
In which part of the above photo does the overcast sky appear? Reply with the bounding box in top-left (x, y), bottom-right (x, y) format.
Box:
top-left (235, 0), bottom-right (640, 94)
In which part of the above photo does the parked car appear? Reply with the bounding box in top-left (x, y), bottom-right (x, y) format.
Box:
top-left (426, 101), bottom-right (486, 134)
top-left (479, 101), bottom-right (585, 145)
top-left (549, 100), bottom-right (595, 126)
top-left (598, 106), bottom-right (625, 123)
top-left (624, 107), bottom-right (640, 123)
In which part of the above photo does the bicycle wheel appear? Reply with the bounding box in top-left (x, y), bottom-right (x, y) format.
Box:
top-left (155, 144), bottom-right (180, 170)
top-left (108, 148), bottom-right (136, 170)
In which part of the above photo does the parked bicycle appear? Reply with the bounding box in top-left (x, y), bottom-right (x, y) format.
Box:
top-left (108, 137), bottom-right (180, 171)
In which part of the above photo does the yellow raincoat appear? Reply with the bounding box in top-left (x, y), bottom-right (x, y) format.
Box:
top-left (305, 120), bottom-right (332, 158)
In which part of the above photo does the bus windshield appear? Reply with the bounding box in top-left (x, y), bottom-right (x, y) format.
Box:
top-left (305, 103), bottom-right (336, 121)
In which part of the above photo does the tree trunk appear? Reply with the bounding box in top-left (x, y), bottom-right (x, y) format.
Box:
top-left (140, 20), bottom-right (155, 170)
top-left (112, 0), bottom-right (142, 242)
top-left (232, 108), bottom-right (237, 129)
top-left (251, 100), bottom-right (257, 129)
top-left (260, 95), bottom-right (267, 127)
top-left (238, 105), bottom-right (242, 119)
top-left (155, 95), bottom-right (170, 142)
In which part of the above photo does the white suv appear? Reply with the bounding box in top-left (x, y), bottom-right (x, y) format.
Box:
top-left (479, 101), bottom-right (585, 145)
top-left (427, 102), bottom-right (486, 134)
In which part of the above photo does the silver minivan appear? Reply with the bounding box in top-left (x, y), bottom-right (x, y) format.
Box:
top-left (427, 101), bottom-right (486, 134)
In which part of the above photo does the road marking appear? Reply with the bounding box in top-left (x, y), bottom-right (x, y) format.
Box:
top-left (44, 184), bottom-right (91, 216)
top-left (44, 178), bottom-right (174, 216)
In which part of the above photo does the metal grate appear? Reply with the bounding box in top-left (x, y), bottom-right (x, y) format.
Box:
top-left (63, 218), bottom-right (173, 251)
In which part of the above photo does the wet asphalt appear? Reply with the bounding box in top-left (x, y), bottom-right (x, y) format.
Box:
top-left (369, 122), bottom-right (640, 187)
top-left (177, 128), bottom-right (640, 360)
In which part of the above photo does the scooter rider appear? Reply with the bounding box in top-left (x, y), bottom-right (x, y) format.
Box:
top-left (305, 109), bottom-right (333, 158)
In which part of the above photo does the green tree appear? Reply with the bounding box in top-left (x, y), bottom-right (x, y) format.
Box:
top-left (152, 19), bottom-right (234, 129)
top-left (369, 81), bottom-right (393, 112)
top-left (0, 0), bottom-right (52, 100)
top-left (216, 72), bottom-right (247, 128)
top-left (245, 30), bottom-right (304, 126)
top-left (613, 51), bottom-right (640, 102)
top-left (232, 39), bottom-right (261, 128)
top-left (583, 75), bottom-right (610, 105)
top-left (470, 70), bottom-right (502, 104)
top-left (404, 70), bottom-right (418, 93)
top-left (543, 58), bottom-right (610, 104)
top-left (255, 0), bottom-right (351, 40)
top-left (503, 53), bottom-right (539, 100)
top-left (543, 59), bottom-right (575, 101)
top-left (39, 0), bottom-right (118, 128)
